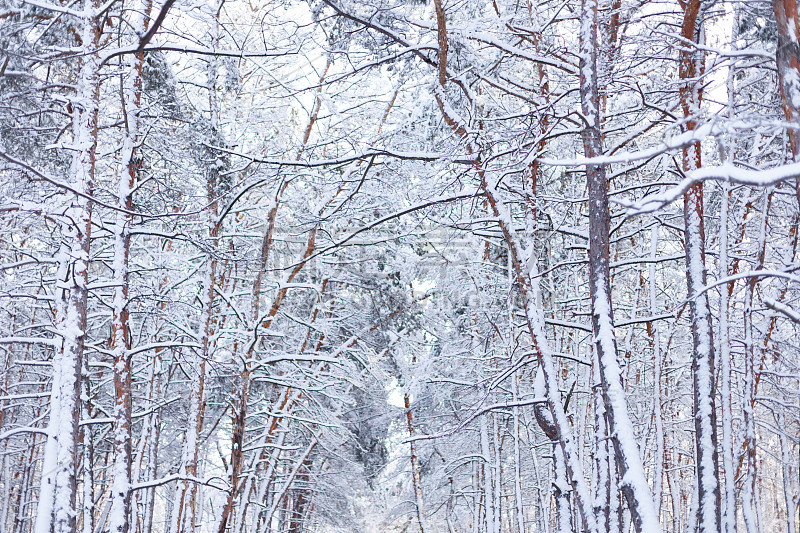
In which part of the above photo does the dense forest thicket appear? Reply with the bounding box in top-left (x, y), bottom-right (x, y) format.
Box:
top-left (0, 0), bottom-right (799, 531)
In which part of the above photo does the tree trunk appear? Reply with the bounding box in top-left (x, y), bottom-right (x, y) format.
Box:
top-left (579, 0), bottom-right (660, 530)
top-left (648, 226), bottom-right (665, 526)
top-left (678, 3), bottom-right (722, 532)
top-left (33, 3), bottom-right (99, 532)
top-left (772, 0), bottom-right (800, 206)
top-left (108, 2), bottom-right (150, 530)
top-left (742, 193), bottom-right (771, 533)
top-left (406, 393), bottom-right (426, 533)
top-left (719, 182), bottom-right (737, 533)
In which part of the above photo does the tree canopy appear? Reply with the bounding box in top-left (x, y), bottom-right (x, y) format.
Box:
top-left (0, 0), bottom-right (798, 532)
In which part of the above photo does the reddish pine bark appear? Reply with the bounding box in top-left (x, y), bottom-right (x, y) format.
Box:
top-left (678, 3), bottom-right (722, 531)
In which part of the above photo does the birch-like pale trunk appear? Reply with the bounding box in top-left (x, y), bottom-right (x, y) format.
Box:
top-left (511, 372), bottom-right (526, 533)
top-left (406, 392), bottom-right (427, 533)
top-left (0, 434), bottom-right (8, 531)
top-left (137, 263), bottom-right (169, 533)
top-left (718, 33), bottom-right (740, 533)
top-left (481, 414), bottom-right (499, 533)
top-left (493, 416), bottom-right (502, 533)
top-left (473, 459), bottom-right (482, 533)
top-left (648, 227), bottom-right (665, 525)
top-left (131, 348), bottom-right (162, 533)
top-left (80, 370), bottom-right (93, 533)
top-left (742, 193), bottom-right (771, 533)
top-left (33, 3), bottom-right (99, 532)
top-left (0, 444), bottom-right (7, 531)
top-left (779, 412), bottom-right (798, 533)
top-left (579, 0), bottom-right (659, 530)
top-left (251, 422), bottom-right (288, 530)
top-left (169, 254), bottom-right (214, 533)
top-left (742, 275), bottom-right (759, 533)
top-left (719, 181), bottom-right (737, 533)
